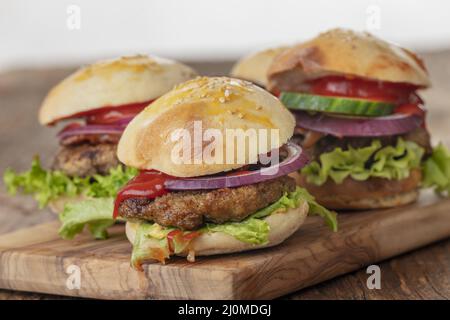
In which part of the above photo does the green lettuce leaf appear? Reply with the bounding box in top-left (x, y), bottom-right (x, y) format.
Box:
top-left (204, 186), bottom-right (338, 243)
top-left (205, 217), bottom-right (270, 245)
top-left (3, 157), bottom-right (137, 208)
top-left (204, 187), bottom-right (305, 245)
top-left (422, 143), bottom-right (450, 195)
top-left (58, 197), bottom-right (116, 240)
top-left (301, 138), bottom-right (425, 186)
top-left (294, 187), bottom-right (338, 232)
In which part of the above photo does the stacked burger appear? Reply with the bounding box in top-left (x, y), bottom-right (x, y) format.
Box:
top-left (113, 77), bottom-right (337, 268)
top-left (4, 55), bottom-right (198, 238)
top-left (268, 29), bottom-right (448, 209)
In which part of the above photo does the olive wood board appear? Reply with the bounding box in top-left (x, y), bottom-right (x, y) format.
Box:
top-left (0, 190), bottom-right (449, 300)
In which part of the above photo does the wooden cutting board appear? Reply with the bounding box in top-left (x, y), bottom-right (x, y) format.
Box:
top-left (0, 190), bottom-right (449, 300)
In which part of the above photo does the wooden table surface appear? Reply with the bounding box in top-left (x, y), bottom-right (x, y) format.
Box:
top-left (0, 53), bottom-right (449, 300)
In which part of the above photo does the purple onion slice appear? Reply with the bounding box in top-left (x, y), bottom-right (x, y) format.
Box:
top-left (57, 124), bottom-right (126, 140)
top-left (294, 111), bottom-right (423, 137)
top-left (164, 142), bottom-right (309, 190)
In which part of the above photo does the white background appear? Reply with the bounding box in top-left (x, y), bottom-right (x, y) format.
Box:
top-left (1, 0), bottom-right (450, 70)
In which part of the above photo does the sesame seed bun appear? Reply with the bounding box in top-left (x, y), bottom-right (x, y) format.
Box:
top-left (230, 46), bottom-right (288, 87)
top-left (117, 77), bottom-right (296, 177)
top-left (39, 55), bottom-right (198, 125)
top-left (125, 200), bottom-right (308, 260)
top-left (267, 28), bottom-right (430, 93)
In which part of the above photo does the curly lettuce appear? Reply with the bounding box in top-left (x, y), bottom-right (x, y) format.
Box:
top-left (301, 138), bottom-right (425, 186)
top-left (294, 187), bottom-right (338, 232)
top-left (130, 187), bottom-right (337, 268)
top-left (205, 186), bottom-right (337, 243)
top-left (59, 197), bottom-right (116, 240)
top-left (3, 157), bottom-right (137, 208)
top-left (422, 143), bottom-right (450, 196)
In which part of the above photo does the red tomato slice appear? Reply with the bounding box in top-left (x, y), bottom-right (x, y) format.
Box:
top-left (308, 76), bottom-right (421, 105)
top-left (51, 100), bottom-right (153, 125)
top-left (85, 102), bottom-right (151, 125)
top-left (394, 104), bottom-right (426, 117)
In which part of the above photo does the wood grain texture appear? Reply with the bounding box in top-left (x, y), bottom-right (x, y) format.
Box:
top-left (287, 239), bottom-right (450, 300)
top-left (1, 239), bottom-right (448, 300)
top-left (0, 191), bottom-right (449, 300)
top-left (0, 52), bottom-right (450, 299)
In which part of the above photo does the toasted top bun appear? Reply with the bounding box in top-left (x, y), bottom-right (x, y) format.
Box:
top-left (39, 55), bottom-right (198, 125)
top-left (268, 29), bottom-right (430, 92)
top-left (230, 46), bottom-right (288, 87)
top-left (125, 200), bottom-right (308, 259)
top-left (118, 76), bottom-right (295, 177)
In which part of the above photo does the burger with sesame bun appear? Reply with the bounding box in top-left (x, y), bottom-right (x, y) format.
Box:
top-left (3, 55), bottom-right (198, 239)
top-left (114, 77), bottom-right (337, 268)
top-left (267, 29), bottom-right (450, 209)
top-left (230, 46), bottom-right (288, 88)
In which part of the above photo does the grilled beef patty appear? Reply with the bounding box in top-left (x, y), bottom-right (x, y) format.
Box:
top-left (118, 175), bottom-right (296, 230)
top-left (52, 143), bottom-right (120, 177)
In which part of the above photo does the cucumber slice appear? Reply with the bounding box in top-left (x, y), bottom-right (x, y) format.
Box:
top-left (280, 92), bottom-right (395, 117)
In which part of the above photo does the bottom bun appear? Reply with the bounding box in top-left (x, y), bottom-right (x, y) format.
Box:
top-left (297, 169), bottom-right (422, 210)
top-left (48, 194), bottom-right (89, 214)
top-left (125, 200), bottom-right (309, 258)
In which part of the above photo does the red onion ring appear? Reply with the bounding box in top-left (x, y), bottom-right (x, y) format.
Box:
top-left (57, 124), bottom-right (126, 140)
top-left (294, 111), bottom-right (423, 137)
top-left (164, 142), bottom-right (309, 190)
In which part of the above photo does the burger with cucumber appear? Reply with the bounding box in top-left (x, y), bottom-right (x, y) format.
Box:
top-left (3, 55), bottom-right (198, 239)
top-left (268, 29), bottom-right (450, 209)
top-left (114, 77), bottom-right (337, 268)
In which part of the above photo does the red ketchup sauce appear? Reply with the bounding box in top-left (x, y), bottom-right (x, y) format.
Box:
top-left (167, 230), bottom-right (200, 253)
top-left (113, 170), bottom-right (175, 219)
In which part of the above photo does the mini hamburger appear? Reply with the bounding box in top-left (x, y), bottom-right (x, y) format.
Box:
top-left (114, 77), bottom-right (337, 268)
top-left (268, 29), bottom-right (450, 209)
top-left (4, 55), bottom-right (198, 238)
top-left (230, 46), bottom-right (288, 88)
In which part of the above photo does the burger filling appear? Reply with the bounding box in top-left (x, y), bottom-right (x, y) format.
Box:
top-left (119, 177), bottom-right (335, 269)
top-left (118, 175), bottom-right (296, 230)
top-left (52, 101), bottom-right (151, 177)
top-left (3, 102), bottom-right (149, 238)
top-left (277, 76), bottom-right (450, 199)
top-left (300, 133), bottom-right (427, 186)
top-left (128, 184), bottom-right (310, 269)
top-left (107, 144), bottom-right (338, 268)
